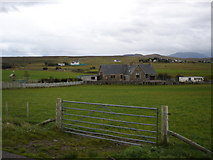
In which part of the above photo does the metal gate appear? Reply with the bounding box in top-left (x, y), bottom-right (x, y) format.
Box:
top-left (59, 100), bottom-right (159, 146)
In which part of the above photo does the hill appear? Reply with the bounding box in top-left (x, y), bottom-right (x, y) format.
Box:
top-left (169, 52), bottom-right (209, 58)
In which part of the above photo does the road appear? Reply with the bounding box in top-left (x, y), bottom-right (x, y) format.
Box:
top-left (1, 151), bottom-right (34, 159)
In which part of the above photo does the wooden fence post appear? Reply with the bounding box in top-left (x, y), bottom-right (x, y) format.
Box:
top-left (56, 98), bottom-right (63, 129)
top-left (168, 130), bottom-right (213, 154)
top-left (161, 105), bottom-right (169, 145)
top-left (5, 102), bottom-right (8, 118)
top-left (26, 102), bottom-right (29, 121)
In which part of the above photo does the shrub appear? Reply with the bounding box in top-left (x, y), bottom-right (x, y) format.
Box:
top-left (2, 63), bottom-right (13, 69)
top-left (43, 67), bottom-right (48, 70)
top-left (90, 66), bottom-right (96, 69)
top-left (157, 73), bottom-right (171, 80)
top-left (44, 62), bottom-right (57, 66)
top-left (38, 78), bottom-right (81, 83)
top-left (55, 67), bottom-right (61, 70)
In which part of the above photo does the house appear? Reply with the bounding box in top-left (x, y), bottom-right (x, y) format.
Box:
top-left (179, 76), bottom-right (204, 83)
top-left (9, 72), bottom-right (16, 81)
top-left (78, 75), bottom-right (97, 82)
top-left (113, 59), bottom-right (121, 63)
top-left (98, 64), bottom-right (156, 81)
top-left (58, 63), bottom-right (65, 66)
top-left (70, 61), bottom-right (80, 66)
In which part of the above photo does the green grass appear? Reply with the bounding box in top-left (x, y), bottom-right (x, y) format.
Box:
top-left (152, 63), bottom-right (212, 79)
top-left (3, 117), bottom-right (126, 159)
top-left (2, 84), bottom-right (212, 158)
top-left (1, 69), bottom-right (86, 82)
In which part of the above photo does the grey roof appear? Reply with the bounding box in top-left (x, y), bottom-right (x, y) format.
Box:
top-left (139, 64), bottom-right (156, 75)
top-left (100, 64), bottom-right (156, 75)
top-left (100, 64), bottom-right (129, 75)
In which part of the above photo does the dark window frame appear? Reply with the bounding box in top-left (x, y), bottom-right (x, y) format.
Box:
top-left (136, 73), bottom-right (140, 79)
top-left (111, 75), bottom-right (116, 78)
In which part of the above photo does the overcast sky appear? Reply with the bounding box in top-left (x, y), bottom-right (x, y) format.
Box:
top-left (0, 0), bottom-right (211, 57)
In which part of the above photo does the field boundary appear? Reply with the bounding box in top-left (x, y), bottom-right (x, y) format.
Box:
top-left (161, 106), bottom-right (212, 154)
top-left (83, 80), bottom-right (209, 85)
top-left (2, 81), bottom-right (83, 89)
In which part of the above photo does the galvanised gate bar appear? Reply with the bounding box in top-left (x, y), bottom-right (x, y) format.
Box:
top-left (58, 99), bottom-right (159, 146)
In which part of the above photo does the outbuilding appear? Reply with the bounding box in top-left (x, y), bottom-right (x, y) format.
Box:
top-left (79, 75), bottom-right (97, 82)
top-left (58, 63), bottom-right (65, 66)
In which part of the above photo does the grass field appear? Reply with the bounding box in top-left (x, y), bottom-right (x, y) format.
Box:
top-left (152, 63), bottom-right (212, 79)
top-left (2, 62), bottom-right (212, 82)
top-left (2, 84), bottom-right (212, 158)
top-left (1, 69), bottom-right (86, 82)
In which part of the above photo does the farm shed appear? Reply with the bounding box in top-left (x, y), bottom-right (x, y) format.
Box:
top-left (58, 63), bottom-right (65, 66)
top-left (79, 75), bottom-right (97, 82)
top-left (98, 64), bottom-right (156, 81)
top-left (113, 59), bottom-right (121, 62)
top-left (179, 76), bottom-right (204, 83)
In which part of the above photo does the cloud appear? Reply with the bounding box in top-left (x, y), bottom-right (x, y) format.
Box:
top-left (0, 0), bottom-right (58, 13)
top-left (0, 0), bottom-right (211, 57)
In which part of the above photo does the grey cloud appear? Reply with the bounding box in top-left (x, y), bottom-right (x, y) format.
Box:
top-left (0, 0), bottom-right (211, 57)
top-left (0, 0), bottom-right (58, 13)
top-left (108, 1), bottom-right (210, 54)
top-left (0, 4), bottom-right (19, 13)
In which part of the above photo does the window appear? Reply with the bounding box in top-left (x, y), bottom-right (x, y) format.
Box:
top-left (120, 75), bottom-right (123, 79)
top-left (91, 77), bottom-right (96, 80)
top-left (111, 75), bottom-right (115, 78)
top-left (150, 76), bottom-right (155, 80)
top-left (194, 78), bottom-right (202, 80)
top-left (136, 73), bottom-right (140, 79)
top-left (145, 74), bottom-right (148, 78)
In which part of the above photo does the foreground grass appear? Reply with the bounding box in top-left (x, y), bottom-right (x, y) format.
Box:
top-left (3, 117), bottom-right (212, 159)
top-left (2, 84), bottom-right (212, 158)
top-left (3, 117), bottom-right (127, 159)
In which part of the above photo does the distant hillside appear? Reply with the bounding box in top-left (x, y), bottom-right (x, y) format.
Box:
top-left (169, 52), bottom-right (209, 58)
top-left (123, 54), bottom-right (143, 56)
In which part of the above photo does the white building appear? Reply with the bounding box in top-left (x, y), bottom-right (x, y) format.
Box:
top-left (58, 63), bottom-right (65, 66)
top-left (70, 61), bottom-right (80, 66)
top-left (79, 75), bottom-right (97, 81)
top-left (179, 76), bottom-right (204, 83)
top-left (113, 60), bottom-right (121, 63)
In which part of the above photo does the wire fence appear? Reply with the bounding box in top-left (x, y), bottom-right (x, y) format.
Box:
top-left (2, 101), bottom-right (54, 124)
